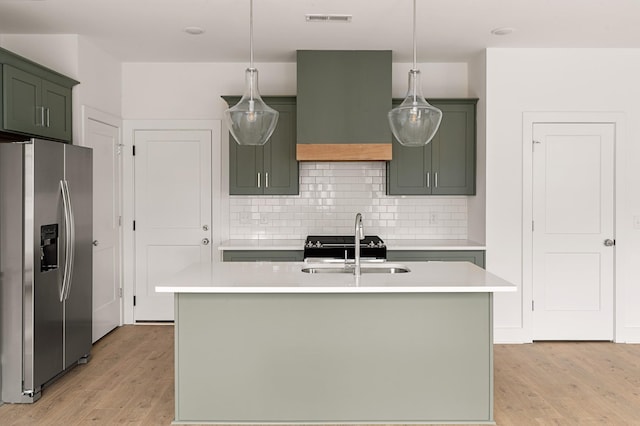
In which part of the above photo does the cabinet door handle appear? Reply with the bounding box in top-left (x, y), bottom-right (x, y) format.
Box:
top-left (434, 172), bottom-right (438, 188)
top-left (36, 106), bottom-right (45, 127)
top-left (257, 172), bottom-right (261, 188)
top-left (265, 172), bottom-right (269, 188)
top-left (46, 108), bottom-right (50, 127)
top-left (426, 172), bottom-right (430, 188)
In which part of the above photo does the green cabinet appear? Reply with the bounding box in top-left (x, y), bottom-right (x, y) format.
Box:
top-left (1, 47), bottom-right (77, 142)
top-left (223, 96), bottom-right (298, 195)
top-left (222, 250), bottom-right (304, 262)
top-left (387, 250), bottom-right (485, 268)
top-left (387, 99), bottom-right (477, 195)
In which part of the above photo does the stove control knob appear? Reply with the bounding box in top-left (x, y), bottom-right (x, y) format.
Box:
top-left (368, 241), bottom-right (375, 247)
top-left (315, 241), bottom-right (322, 248)
top-left (378, 241), bottom-right (385, 248)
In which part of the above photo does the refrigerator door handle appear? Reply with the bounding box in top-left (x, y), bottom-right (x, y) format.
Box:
top-left (63, 180), bottom-right (75, 301)
top-left (60, 180), bottom-right (73, 302)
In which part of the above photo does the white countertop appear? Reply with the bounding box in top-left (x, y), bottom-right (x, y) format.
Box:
top-left (218, 239), bottom-right (486, 251)
top-left (157, 260), bottom-right (515, 294)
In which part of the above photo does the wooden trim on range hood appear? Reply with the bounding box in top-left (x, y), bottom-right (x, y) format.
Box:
top-left (296, 143), bottom-right (392, 161)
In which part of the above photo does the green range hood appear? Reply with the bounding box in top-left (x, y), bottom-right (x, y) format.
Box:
top-left (296, 50), bottom-right (392, 161)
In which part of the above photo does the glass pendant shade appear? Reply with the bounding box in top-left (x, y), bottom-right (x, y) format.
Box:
top-left (388, 69), bottom-right (442, 147)
top-left (225, 68), bottom-right (279, 146)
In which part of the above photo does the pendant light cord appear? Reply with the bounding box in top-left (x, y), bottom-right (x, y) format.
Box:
top-left (249, 0), bottom-right (254, 68)
top-left (412, 0), bottom-right (417, 71)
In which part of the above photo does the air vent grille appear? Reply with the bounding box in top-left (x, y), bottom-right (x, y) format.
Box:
top-left (305, 14), bottom-right (352, 23)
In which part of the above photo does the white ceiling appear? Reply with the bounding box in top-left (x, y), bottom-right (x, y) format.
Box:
top-left (1, 0), bottom-right (639, 63)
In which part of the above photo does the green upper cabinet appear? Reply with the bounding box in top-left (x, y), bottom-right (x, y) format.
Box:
top-left (223, 96), bottom-right (299, 196)
top-left (387, 99), bottom-right (477, 195)
top-left (1, 47), bottom-right (77, 142)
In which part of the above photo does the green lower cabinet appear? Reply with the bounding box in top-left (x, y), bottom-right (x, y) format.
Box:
top-left (224, 96), bottom-right (299, 195)
top-left (388, 250), bottom-right (485, 268)
top-left (222, 250), bottom-right (304, 262)
top-left (387, 98), bottom-right (477, 195)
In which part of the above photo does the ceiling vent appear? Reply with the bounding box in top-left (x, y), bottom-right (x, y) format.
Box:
top-left (305, 14), bottom-right (352, 23)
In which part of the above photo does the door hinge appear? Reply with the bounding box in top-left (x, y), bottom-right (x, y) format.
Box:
top-left (118, 216), bottom-right (122, 227)
top-left (132, 145), bottom-right (136, 156)
top-left (532, 220), bottom-right (535, 232)
top-left (532, 300), bottom-right (535, 311)
top-left (118, 288), bottom-right (123, 298)
top-left (133, 296), bottom-right (136, 306)
top-left (133, 220), bottom-right (136, 231)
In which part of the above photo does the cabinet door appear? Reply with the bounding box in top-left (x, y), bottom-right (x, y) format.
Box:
top-left (387, 250), bottom-right (485, 268)
top-left (263, 103), bottom-right (298, 195)
top-left (222, 250), bottom-right (304, 262)
top-left (386, 139), bottom-right (431, 195)
top-left (386, 98), bottom-right (431, 195)
top-left (229, 142), bottom-right (263, 195)
top-left (431, 102), bottom-right (476, 195)
top-left (42, 79), bottom-right (72, 141)
top-left (3, 64), bottom-right (42, 136)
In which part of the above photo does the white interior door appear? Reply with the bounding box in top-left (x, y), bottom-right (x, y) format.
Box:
top-left (84, 116), bottom-right (122, 342)
top-left (532, 123), bottom-right (615, 340)
top-left (134, 130), bottom-right (212, 321)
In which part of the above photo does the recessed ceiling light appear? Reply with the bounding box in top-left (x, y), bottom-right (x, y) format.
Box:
top-left (491, 27), bottom-right (515, 36)
top-left (184, 26), bottom-right (205, 35)
top-left (305, 14), bottom-right (352, 23)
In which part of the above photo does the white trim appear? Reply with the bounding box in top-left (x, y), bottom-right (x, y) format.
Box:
top-left (122, 120), bottom-right (222, 324)
top-left (522, 111), bottom-right (625, 343)
top-left (81, 105), bottom-right (124, 330)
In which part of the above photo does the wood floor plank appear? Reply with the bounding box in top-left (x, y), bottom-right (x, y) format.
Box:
top-left (1, 325), bottom-right (639, 425)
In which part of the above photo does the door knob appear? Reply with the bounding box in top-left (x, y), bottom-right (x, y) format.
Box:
top-left (92, 240), bottom-right (99, 246)
top-left (202, 238), bottom-right (210, 246)
top-left (202, 225), bottom-right (209, 231)
top-left (603, 239), bottom-right (615, 247)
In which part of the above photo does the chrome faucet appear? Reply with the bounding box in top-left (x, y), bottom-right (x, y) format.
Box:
top-left (354, 212), bottom-right (365, 275)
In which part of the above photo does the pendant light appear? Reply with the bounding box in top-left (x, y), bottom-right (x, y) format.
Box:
top-left (224, 0), bottom-right (278, 146)
top-left (388, 0), bottom-right (442, 147)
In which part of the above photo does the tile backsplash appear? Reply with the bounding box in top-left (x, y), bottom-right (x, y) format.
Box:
top-left (229, 162), bottom-right (468, 240)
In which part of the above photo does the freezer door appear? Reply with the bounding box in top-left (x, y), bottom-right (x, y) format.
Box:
top-left (28, 140), bottom-right (65, 390)
top-left (63, 144), bottom-right (93, 367)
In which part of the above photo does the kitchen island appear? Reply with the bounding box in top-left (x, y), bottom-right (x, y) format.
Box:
top-left (157, 261), bottom-right (515, 425)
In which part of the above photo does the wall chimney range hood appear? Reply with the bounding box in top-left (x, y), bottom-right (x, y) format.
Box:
top-left (296, 50), bottom-right (392, 161)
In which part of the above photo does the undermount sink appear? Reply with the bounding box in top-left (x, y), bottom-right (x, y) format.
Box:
top-left (301, 263), bottom-right (411, 274)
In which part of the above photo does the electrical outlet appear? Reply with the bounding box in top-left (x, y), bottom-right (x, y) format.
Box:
top-left (240, 212), bottom-right (250, 224)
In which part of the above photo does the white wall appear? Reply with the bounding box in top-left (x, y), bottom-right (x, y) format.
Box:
top-left (0, 34), bottom-right (79, 77)
top-left (76, 37), bottom-right (122, 119)
top-left (485, 48), bottom-right (640, 343)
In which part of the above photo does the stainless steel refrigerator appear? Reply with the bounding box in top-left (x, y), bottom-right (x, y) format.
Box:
top-left (0, 139), bottom-right (92, 403)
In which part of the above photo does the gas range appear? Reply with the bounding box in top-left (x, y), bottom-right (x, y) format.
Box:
top-left (303, 235), bottom-right (387, 261)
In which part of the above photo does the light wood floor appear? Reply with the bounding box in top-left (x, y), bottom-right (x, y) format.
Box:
top-left (0, 325), bottom-right (639, 425)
